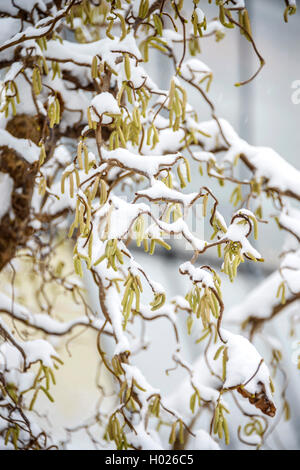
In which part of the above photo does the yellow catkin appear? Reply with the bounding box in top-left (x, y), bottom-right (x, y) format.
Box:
top-left (168, 79), bottom-right (175, 110)
top-left (153, 14), bottom-right (163, 36)
top-left (177, 164), bottom-right (186, 188)
top-left (223, 418), bottom-right (230, 445)
top-left (100, 179), bottom-right (108, 204)
top-left (79, 205), bottom-right (85, 233)
top-left (243, 10), bottom-right (252, 38)
top-left (74, 169), bottom-right (80, 187)
top-left (91, 56), bottom-right (98, 79)
top-left (85, 204), bottom-right (91, 231)
top-left (55, 98), bottom-right (60, 124)
top-left (88, 233), bottom-right (93, 267)
top-left (87, 107), bottom-right (94, 129)
top-left (169, 422), bottom-right (177, 445)
top-left (184, 158), bottom-right (191, 182)
top-left (91, 176), bottom-right (100, 200)
top-left (61, 172), bottom-right (67, 194)
top-left (39, 144), bottom-right (46, 165)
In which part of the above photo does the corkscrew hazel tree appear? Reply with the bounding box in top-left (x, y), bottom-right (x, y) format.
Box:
top-left (0, 0), bottom-right (298, 450)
